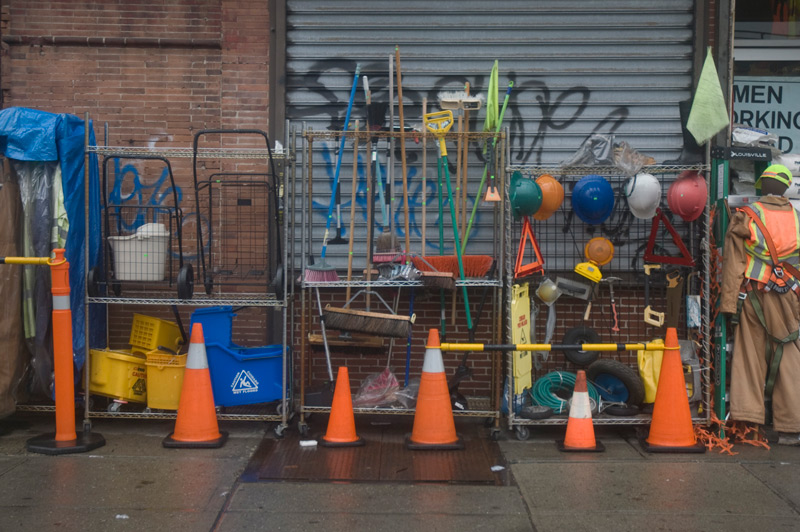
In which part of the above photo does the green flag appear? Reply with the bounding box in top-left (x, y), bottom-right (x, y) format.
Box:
top-left (686, 47), bottom-right (730, 145)
top-left (483, 60), bottom-right (499, 133)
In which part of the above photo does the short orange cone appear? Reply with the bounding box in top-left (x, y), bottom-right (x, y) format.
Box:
top-left (406, 328), bottom-right (464, 450)
top-left (320, 366), bottom-right (364, 447)
top-left (557, 370), bottom-right (604, 452)
top-left (642, 327), bottom-right (705, 453)
top-left (163, 323), bottom-right (227, 448)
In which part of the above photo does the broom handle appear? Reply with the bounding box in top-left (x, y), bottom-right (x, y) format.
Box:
top-left (437, 156), bottom-right (446, 339)
top-left (346, 121), bottom-right (359, 302)
top-left (320, 64), bottom-right (361, 260)
top-left (462, 81), bottom-right (513, 251)
top-left (395, 46), bottom-right (410, 261)
top-left (421, 97), bottom-right (427, 255)
top-left (442, 151), bottom-right (474, 331)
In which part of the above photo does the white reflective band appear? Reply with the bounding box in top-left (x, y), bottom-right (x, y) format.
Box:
top-left (52, 295), bottom-right (70, 310)
top-left (569, 392), bottom-right (592, 419)
top-left (421, 347), bottom-right (445, 373)
top-left (185, 343), bottom-right (209, 370)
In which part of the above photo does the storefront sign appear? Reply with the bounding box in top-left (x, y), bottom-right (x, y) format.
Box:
top-left (733, 77), bottom-right (800, 153)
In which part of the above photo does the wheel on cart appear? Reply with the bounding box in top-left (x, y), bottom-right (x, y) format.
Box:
top-left (87, 267), bottom-right (101, 297)
top-left (177, 263), bottom-right (194, 299)
top-left (587, 359), bottom-right (645, 407)
top-left (514, 426), bottom-right (531, 441)
top-left (273, 423), bottom-right (286, 438)
top-left (297, 421), bottom-right (310, 436)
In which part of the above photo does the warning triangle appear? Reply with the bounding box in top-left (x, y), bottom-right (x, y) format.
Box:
top-left (232, 370), bottom-right (259, 394)
top-left (515, 216), bottom-right (545, 278)
top-left (644, 208), bottom-right (695, 267)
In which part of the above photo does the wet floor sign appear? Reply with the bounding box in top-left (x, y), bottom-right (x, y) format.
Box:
top-left (512, 283), bottom-right (532, 394)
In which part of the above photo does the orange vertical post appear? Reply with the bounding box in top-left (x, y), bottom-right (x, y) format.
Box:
top-left (49, 249), bottom-right (77, 442)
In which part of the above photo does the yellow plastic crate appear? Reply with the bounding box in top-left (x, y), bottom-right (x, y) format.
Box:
top-left (89, 349), bottom-right (147, 403)
top-left (145, 351), bottom-right (187, 410)
top-left (129, 314), bottom-right (183, 355)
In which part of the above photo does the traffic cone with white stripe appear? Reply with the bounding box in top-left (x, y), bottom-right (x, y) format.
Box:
top-left (557, 370), bottom-right (604, 452)
top-left (406, 328), bottom-right (464, 450)
top-left (641, 327), bottom-right (705, 453)
top-left (163, 323), bottom-right (228, 448)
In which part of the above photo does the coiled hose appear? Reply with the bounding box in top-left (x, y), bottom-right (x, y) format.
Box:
top-left (531, 371), bottom-right (601, 414)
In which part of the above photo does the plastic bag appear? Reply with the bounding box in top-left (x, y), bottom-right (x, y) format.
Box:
top-left (614, 141), bottom-right (656, 177)
top-left (394, 377), bottom-right (420, 409)
top-left (562, 134), bottom-right (615, 167)
top-left (352, 367), bottom-right (399, 407)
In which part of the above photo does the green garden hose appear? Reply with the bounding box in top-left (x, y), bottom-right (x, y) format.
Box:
top-left (531, 371), bottom-right (601, 414)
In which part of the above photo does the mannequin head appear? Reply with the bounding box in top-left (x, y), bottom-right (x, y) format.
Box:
top-left (757, 164), bottom-right (792, 197)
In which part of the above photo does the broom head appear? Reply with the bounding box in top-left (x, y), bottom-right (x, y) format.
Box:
top-left (412, 255), bottom-right (493, 278)
top-left (323, 305), bottom-right (414, 338)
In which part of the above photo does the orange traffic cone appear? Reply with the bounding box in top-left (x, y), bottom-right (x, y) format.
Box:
top-left (406, 328), bottom-right (464, 450)
top-left (642, 327), bottom-right (705, 453)
top-left (320, 366), bottom-right (364, 447)
top-left (163, 323), bottom-right (227, 448)
top-left (557, 370), bottom-right (604, 452)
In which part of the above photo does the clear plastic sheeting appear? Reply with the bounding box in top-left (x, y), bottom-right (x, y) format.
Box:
top-left (0, 161), bottom-right (27, 416)
top-left (0, 107), bottom-right (104, 394)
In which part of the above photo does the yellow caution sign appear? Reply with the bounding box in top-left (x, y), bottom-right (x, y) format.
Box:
top-left (511, 283), bottom-right (532, 394)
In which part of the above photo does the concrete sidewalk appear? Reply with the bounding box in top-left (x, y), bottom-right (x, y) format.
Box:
top-left (1, 414), bottom-right (799, 532)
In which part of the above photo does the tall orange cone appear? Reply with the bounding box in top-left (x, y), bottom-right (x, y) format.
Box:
top-left (642, 327), bottom-right (705, 453)
top-left (557, 370), bottom-right (604, 452)
top-left (320, 366), bottom-right (364, 447)
top-left (163, 323), bottom-right (228, 448)
top-left (406, 328), bottom-right (464, 450)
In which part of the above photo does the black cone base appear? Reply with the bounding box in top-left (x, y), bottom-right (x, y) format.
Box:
top-left (405, 433), bottom-right (464, 450)
top-left (318, 434), bottom-right (365, 447)
top-left (639, 433), bottom-right (706, 453)
top-left (26, 431), bottom-right (106, 455)
top-left (556, 439), bottom-right (605, 452)
top-left (163, 431), bottom-right (228, 449)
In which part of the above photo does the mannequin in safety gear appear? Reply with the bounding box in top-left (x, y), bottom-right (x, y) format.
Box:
top-left (720, 164), bottom-right (800, 444)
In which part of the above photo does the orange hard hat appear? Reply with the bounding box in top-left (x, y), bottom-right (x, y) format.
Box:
top-left (533, 174), bottom-right (564, 221)
top-left (585, 237), bottom-right (614, 266)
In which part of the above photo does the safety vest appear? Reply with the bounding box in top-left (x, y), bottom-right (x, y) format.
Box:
top-left (743, 202), bottom-right (800, 287)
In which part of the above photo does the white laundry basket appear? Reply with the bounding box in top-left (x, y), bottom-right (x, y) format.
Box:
top-left (108, 223), bottom-right (170, 281)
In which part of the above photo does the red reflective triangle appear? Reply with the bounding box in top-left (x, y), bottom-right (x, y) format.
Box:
top-left (515, 216), bottom-right (545, 278)
top-left (644, 208), bottom-right (695, 267)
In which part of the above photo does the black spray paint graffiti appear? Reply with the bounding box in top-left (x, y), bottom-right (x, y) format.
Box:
top-left (294, 60), bottom-right (638, 249)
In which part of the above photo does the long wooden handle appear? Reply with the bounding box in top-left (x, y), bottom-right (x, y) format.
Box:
top-left (395, 46), bottom-right (410, 261)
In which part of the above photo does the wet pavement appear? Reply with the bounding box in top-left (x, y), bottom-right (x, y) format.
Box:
top-left (1, 413), bottom-right (799, 531)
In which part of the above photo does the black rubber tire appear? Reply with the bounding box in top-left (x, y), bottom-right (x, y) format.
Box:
top-left (604, 404), bottom-right (641, 417)
top-left (87, 267), bottom-right (100, 297)
top-left (587, 359), bottom-right (645, 407)
top-left (561, 326), bottom-right (602, 366)
top-left (270, 264), bottom-right (285, 300)
top-left (177, 264), bottom-right (194, 300)
top-left (520, 405), bottom-right (554, 420)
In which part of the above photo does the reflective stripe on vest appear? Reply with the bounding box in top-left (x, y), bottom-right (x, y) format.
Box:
top-left (744, 203), bottom-right (800, 284)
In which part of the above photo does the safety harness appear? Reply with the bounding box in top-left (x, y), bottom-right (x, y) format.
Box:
top-left (734, 205), bottom-right (800, 401)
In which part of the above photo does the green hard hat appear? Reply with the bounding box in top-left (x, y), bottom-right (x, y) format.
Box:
top-left (756, 164), bottom-right (793, 188)
top-left (510, 171), bottom-right (543, 218)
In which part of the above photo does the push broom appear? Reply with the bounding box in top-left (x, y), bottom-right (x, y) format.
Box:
top-left (304, 63), bottom-right (361, 283)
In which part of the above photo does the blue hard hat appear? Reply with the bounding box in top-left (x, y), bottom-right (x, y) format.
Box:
top-left (572, 174), bottom-right (615, 225)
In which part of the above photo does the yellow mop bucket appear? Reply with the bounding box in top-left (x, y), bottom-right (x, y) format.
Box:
top-left (89, 348), bottom-right (147, 403)
top-left (145, 350), bottom-right (187, 410)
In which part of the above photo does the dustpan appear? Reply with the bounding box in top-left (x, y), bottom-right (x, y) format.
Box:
top-left (323, 290), bottom-right (415, 338)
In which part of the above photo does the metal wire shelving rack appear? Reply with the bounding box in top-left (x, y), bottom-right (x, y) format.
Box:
top-left (78, 118), bottom-right (296, 432)
top-left (502, 160), bottom-right (713, 441)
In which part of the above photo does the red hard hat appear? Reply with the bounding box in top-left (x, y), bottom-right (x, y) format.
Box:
top-left (667, 170), bottom-right (707, 222)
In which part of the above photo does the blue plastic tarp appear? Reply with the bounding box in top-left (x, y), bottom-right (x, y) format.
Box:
top-left (0, 107), bottom-right (103, 373)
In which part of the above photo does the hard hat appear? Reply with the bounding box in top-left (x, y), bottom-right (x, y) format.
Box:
top-left (667, 170), bottom-right (707, 222)
top-left (624, 172), bottom-right (661, 219)
top-left (584, 237), bottom-right (614, 266)
top-left (509, 171), bottom-right (543, 218)
top-left (572, 174), bottom-right (615, 225)
top-left (755, 164), bottom-right (792, 188)
top-left (533, 174), bottom-right (564, 221)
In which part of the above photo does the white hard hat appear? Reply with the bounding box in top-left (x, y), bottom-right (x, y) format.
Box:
top-left (625, 173), bottom-right (661, 219)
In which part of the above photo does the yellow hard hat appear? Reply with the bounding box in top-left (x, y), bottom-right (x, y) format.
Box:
top-left (755, 164), bottom-right (792, 188)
